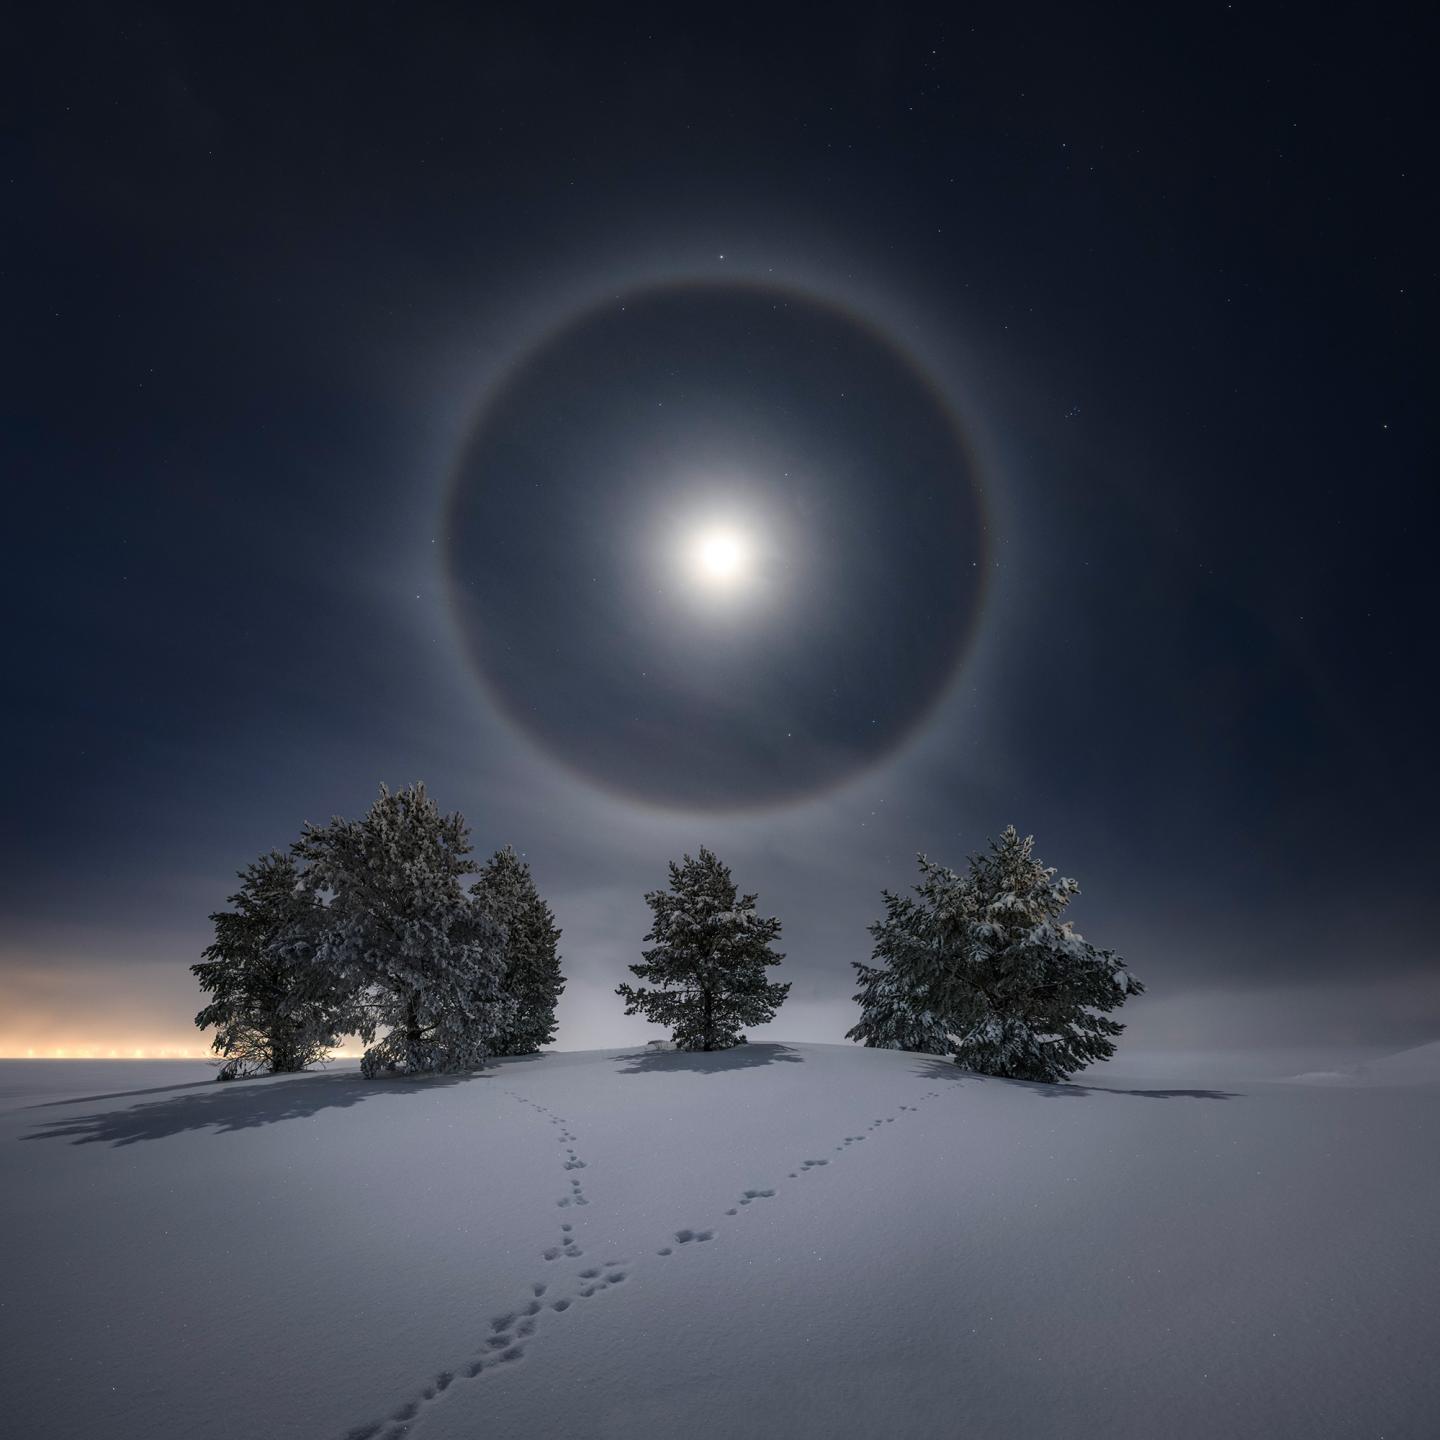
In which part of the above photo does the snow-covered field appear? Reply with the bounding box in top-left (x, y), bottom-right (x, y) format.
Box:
top-left (3, 1041), bottom-right (1437, 1439)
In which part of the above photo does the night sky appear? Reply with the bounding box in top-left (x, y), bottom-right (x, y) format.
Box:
top-left (4, 6), bottom-right (1434, 1056)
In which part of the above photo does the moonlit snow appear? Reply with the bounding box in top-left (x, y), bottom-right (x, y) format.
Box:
top-left (3, 1041), bottom-right (1437, 1439)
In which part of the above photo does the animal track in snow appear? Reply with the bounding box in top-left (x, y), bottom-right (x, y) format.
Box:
top-left (338, 1088), bottom-right (619, 1435)
top-left (507, 1089), bottom-right (594, 1216)
top-left (343, 1077), bottom-right (961, 1439)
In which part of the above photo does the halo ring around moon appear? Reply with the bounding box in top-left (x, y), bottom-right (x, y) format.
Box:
top-left (442, 277), bottom-right (990, 812)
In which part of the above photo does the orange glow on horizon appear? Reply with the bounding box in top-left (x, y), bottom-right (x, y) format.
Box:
top-left (1, 1041), bottom-right (367, 1062)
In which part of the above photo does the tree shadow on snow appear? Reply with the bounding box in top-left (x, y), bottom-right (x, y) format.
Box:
top-left (908, 1056), bottom-right (974, 1085)
top-left (22, 1069), bottom-right (490, 1147)
top-left (1033, 1083), bottom-right (1239, 1099)
top-left (30, 1077), bottom-right (224, 1108)
top-left (614, 1042), bottom-right (806, 1075)
top-left (905, 1056), bottom-right (1236, 1098)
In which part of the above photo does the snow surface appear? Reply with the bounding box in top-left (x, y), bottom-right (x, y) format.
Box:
top-left (2, 1043), bottom-right (1437, 1440)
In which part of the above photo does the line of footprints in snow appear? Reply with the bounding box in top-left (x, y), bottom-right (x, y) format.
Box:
top-left (344, 1086), bottom-right (953, 1439)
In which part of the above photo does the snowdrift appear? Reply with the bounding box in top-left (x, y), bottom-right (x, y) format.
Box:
top-left (2, 1043), bottom-right (1436, 1439)
top-left (1289, 1037), bottom-right (1440, 1086)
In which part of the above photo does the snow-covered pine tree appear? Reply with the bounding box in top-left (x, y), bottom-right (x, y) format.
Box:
top-left (295, 783), bottom-right (511, 1078)
top-left (852, 829), bottom-right (1142, 1081)
top-left (472, 846), bottom-right (564, 1055)
top-left (845, 886), bottom-right (953, 1055)
top-left (617, 848), bottom-right (788, 1051)
top-left (192, 850), bottom-right (350, 1080)
top-left (944, 827), bottom-right (1141, 1080)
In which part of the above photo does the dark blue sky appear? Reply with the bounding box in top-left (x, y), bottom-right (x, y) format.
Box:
top-left (3, 4), bottom-right (1434, 1054)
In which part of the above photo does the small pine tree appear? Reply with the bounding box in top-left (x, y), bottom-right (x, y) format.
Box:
top-left (295, 784), bottom-right (511, 1078)
top-left (192, 851), bottom-right (349, 1080)
top-left (851, 828), bottom-right (1142, 1082)
top-left (617, 848), bottom-right (789, 1051)
top-left (472, 846), bottom-right (565, 1055)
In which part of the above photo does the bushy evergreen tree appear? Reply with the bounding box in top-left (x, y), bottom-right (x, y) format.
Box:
top-left (295, 784), bottom-right (511, 1078)
top-left (472, 846), bottom-right (564, 1055)
top-left (192, 851), bottom-right (349, 1080)
top-left (846, 892), bottom-right (952, 1055)
top-left (618, 848), bottom-right (788, 1051)
top-left (850, 828), bottom-right (1142, 1082)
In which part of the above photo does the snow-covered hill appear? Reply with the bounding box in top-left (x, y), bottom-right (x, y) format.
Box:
top-left (3, 1043), bottom-right (1436, 1439)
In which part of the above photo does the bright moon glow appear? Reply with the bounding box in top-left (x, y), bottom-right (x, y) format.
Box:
top-left (689, 526), bottom-right (752, 589)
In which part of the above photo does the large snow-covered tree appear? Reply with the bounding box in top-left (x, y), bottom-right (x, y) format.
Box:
top-left (850, 828), bottom-right (1142, 1082)
top-left (192, 851), bottom-right (350, 1080)
top-left (295, 783), bottom-right (511, 1078)
top-left (472, 846), bottom-right (564, 1055)
top-left (617, 848), bottom-right (788, 1051)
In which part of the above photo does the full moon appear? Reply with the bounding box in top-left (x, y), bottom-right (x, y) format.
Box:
top-left (690, 526), bottom-right (751, 588)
